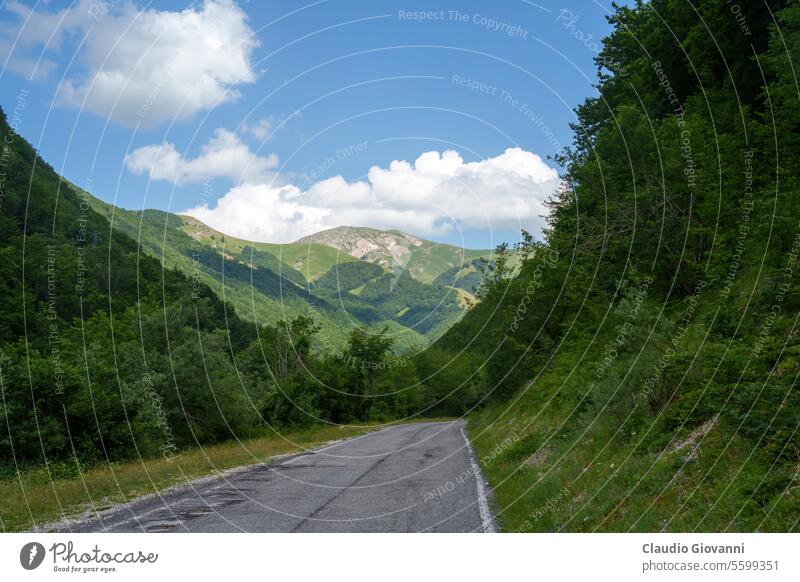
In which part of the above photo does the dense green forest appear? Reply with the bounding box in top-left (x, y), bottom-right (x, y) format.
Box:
top-left (409, 0), bottom-right (800, 531)
top-left (314, 261), bottom-right (384, 291)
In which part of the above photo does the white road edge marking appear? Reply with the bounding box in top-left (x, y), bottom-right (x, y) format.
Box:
top-left (460, 426), bottom-right (495, 533)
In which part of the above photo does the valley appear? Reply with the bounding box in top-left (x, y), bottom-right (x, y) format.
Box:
top-left (85, 195), bottom-right (496, 350)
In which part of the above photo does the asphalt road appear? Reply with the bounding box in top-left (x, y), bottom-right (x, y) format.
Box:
top-left (63, 420), bottom-right (496, 533)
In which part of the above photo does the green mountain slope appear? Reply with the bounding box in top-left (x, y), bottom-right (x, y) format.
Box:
top-left (358, 269), bottom-right (464, 336)
top-left (313, 261), bottom-right (384, 291)
top-left (0, 108), bottom-right (263, 466)
top-left (432, 257), bottom-right (488, 294)
top-left (295, 225), bottom-right (492, 284)
top-left (85, 200), bottom-right (334, 338)
top-left (179, 215), bottom-right (358, 282)
top-left (85, 199), bottom-right (467, 349)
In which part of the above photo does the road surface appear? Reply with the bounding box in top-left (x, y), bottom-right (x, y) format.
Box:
top-left (62, 420), bottom-right (496, 533)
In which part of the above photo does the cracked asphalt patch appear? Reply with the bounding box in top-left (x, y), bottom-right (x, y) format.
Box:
top-left (60, 421), bottom-right (496, 533)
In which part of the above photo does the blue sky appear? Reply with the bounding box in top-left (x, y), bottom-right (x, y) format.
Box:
top-left (0, 0), bottom-right (620, 248)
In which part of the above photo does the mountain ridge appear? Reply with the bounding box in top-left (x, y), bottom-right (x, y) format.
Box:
top-left (295, 225), bottom-right (492, 284)
top-left (85, 201), bottom-right (473, 349)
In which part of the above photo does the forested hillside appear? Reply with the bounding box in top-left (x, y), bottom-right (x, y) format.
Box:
top-left (87, 199), bottom-right (470, 349)
top-left (0, 109), bottom-right (262, 465)
top-left (0, 109), bottom-right (437, 470)
top-left (414, 0), bottom-right (800, 531)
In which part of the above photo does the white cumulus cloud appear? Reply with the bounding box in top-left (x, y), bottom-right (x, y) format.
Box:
top-left (2, 0), bottom-right (257, 124)
top-left (173, 147), bottom-right (560, 243)
top-left (125, 128), bottom-right (278, 185)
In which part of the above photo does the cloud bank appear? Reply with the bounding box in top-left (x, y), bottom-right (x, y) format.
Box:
top-left (2, 0), bottom-right (257, 124)
top-left (126, 129), bottom-right (278, 185)
top-left (127, 133), bottom-right (561, 242)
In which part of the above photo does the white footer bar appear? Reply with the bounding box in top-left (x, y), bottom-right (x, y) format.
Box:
top-left (1, 533), bottom-right (798, 581)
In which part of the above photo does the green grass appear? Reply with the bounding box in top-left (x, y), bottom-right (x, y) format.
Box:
top-left (407, 245), bottom-right (490, 284)
top-left (470, 411), bottom-right (799, 532)
top-left (256, 241), bottom-right (358, 282)
top-left (466, 300), bottom-right (800, 533)
top-left (0, 423), bottom-right (376, 532)
top-left (178, 214), bottom-right (360, 282)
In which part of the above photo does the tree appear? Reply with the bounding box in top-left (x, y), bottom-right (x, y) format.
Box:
top-left (345, 326), bottom-right (395, 420)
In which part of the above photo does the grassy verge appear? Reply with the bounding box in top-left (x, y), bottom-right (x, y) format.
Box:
top-left (1, 423), bottom-right (379, 532)
top-left (467, 301), bottom-right (800, 533)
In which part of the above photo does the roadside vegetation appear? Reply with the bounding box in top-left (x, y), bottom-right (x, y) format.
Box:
top-left (414, 1), bottom-right (800, 531)
top-left (0, 423), bottom-right (375, 532)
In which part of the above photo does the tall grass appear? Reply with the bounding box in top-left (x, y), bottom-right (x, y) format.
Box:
top-left (0, 424), bottom-right (373, 532)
